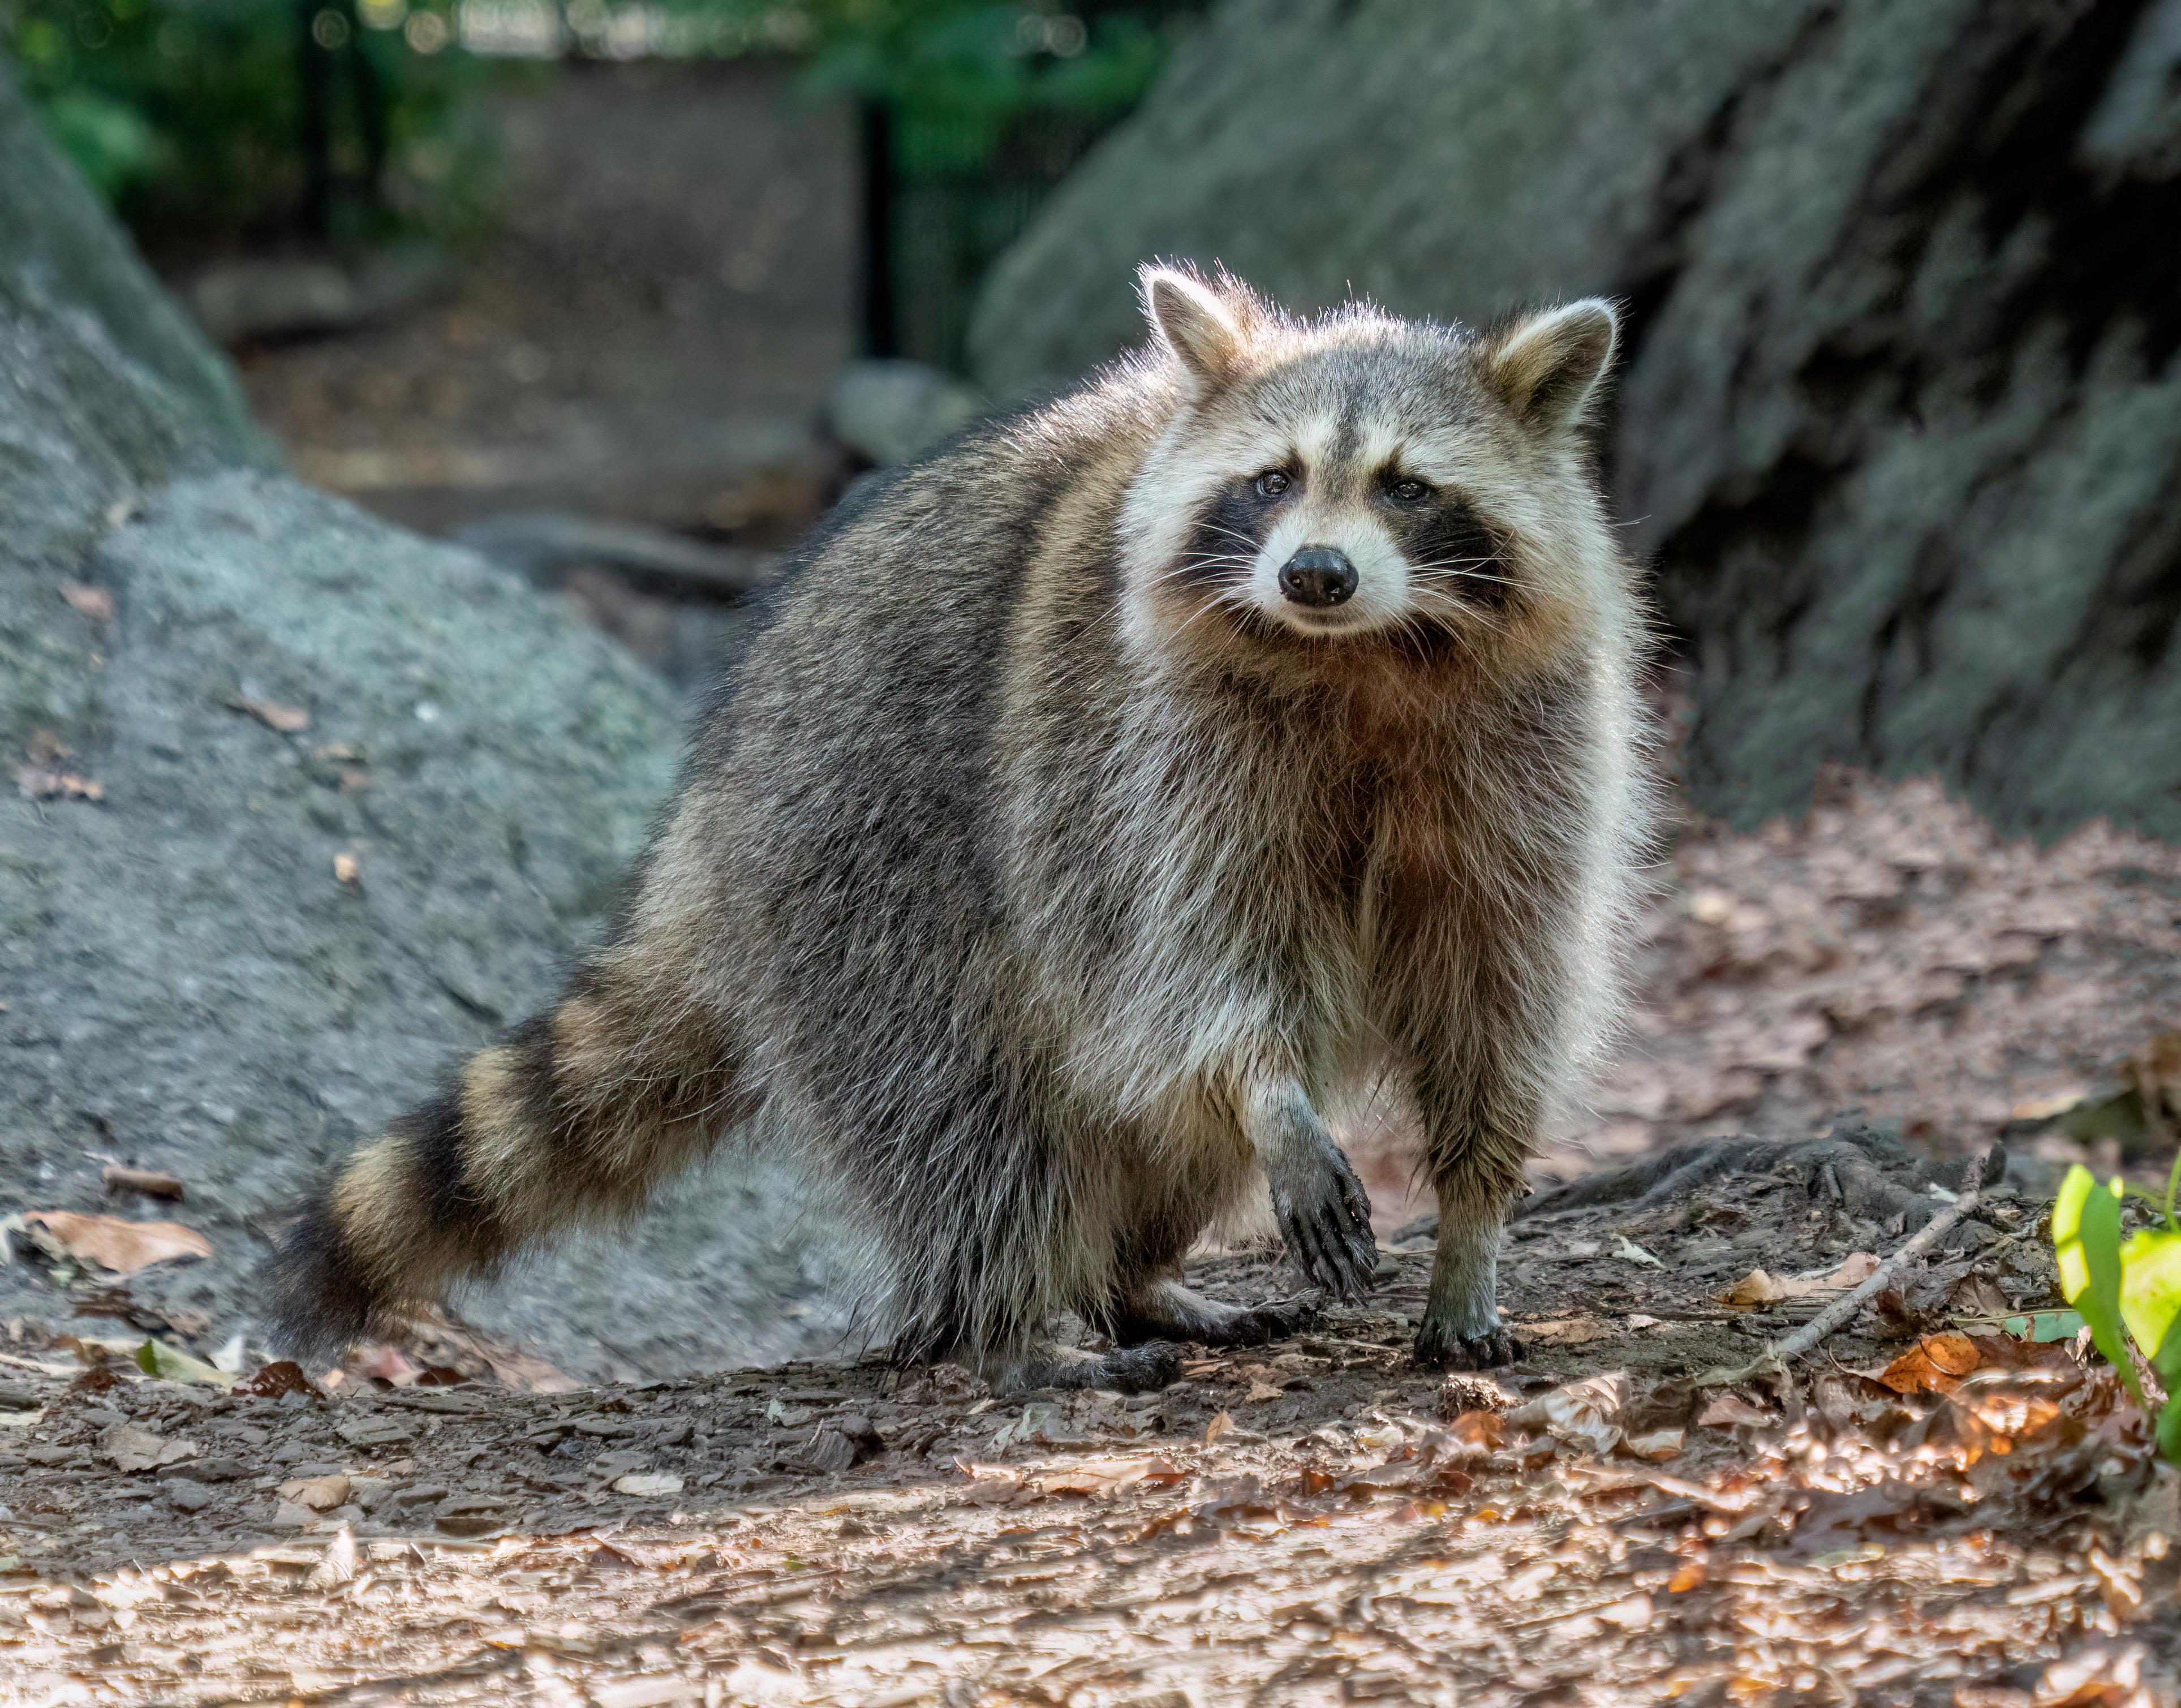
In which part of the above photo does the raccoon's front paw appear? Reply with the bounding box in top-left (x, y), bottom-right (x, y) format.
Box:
top-left (1266, 1137), bottom-right (1379, 1301)
top-left (1413, 1319), bottom-right (1521, 1371)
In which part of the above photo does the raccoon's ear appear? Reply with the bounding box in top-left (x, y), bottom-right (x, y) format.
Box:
top-left (1141, 265), bottom-right (1249, 389)
top-left (1479, 299), bottom-right (1619, 433)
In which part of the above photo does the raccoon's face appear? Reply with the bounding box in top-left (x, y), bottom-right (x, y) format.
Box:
top-left (1119, 267), bottom-right (1621, 666)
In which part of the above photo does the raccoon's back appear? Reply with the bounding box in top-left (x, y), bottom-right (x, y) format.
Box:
top-left (686, 383), bottom-right (1158, 1077)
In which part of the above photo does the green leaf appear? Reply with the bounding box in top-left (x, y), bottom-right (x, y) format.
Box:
top-left (2120, 1225), bottom-right (2181, 1388)
top-left (2001, 1310), bottom-right (2085, 1343)
top-left (134, 1338), bottom-right (233, 1388)
top-left (2161, 1394), bottom-right (2181, 1467)
top-left (2053, 1164), bottom-right (2146, 1408)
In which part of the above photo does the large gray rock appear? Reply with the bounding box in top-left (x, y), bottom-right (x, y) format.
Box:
top-left (0, 55), bottom-right (853, 1380)
top-left (971, 0), bottom-right (2181, 841)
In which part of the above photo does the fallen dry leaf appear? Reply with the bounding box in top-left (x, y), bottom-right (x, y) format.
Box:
top-left (15, 765), bottom-right (103, 802)
top-left (58, 580), bottom-right (114, 621)
top-left (21, 1211), bottom-right (212, 1276)
top-left (1725, 1270), bottom-right (1791, 1307)
top-left (1621, 1427), bottom-right (1687, 1461)
top-left (1443, 1410), bottom-right (1511, 1452)
top-left (1724, 1251), bottom-right (1879, 1307)
top-left (235, 1360), bottom-right (316, 1399)
top-left (1031, 1455), bottom-right (1185, 1498)
top-left (1879, 1331), bottom-right (1986, 1395)
top-left (101, 1164), bottom-right (184, 1201)
top-left (1507, 1373), bottom-right (1627, 1456)
top-left (1696, 1393), bottom-right (1776, 1429)
top-left (227, 695), bottom-right (312, 733)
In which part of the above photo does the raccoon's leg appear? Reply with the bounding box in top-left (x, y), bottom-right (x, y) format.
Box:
top-left (269, 920), bottom-right (746, 1360)
top-left (1103, 1278), bottom-right (1318, 1348)
top-left (1246, 1078), bottom-right (1380, 1300)
top-left (1410, 1065), bottom-right (1534, 1371)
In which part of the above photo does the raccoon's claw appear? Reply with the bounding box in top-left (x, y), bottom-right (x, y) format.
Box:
top-left (1412, 1319), bottom-right (1521, 1371)
top-left (1268, 1139), bottom-right (1379, 1301)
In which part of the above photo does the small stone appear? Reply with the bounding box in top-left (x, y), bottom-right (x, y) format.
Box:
top-left (278, 1473), bottom-right (351, 1512)
top-left (799, 1429), bottom-right (857, 1475)
top-left (612, 1472), bottom-right (685, 1498)
top-left (1598, 1593), bottom-right (1654, 1629)
top-left (335, 1418), bottom-right (414, 1450)
top-left (392, 1483), bottom-right (449, 1507)
top-left (187, 1457), bottom-right (251, 1483)
top-left (101, 1424), bottom-right (170, 1473)
top-left (164, 1477), bottom-right (214, 1513)
top-left (347, 1475), bottom-right (392, 1511)
top-left (268, 1499), bottom-right (317, 1529)
top-left (435, 1492), bottom-right (509, 1536)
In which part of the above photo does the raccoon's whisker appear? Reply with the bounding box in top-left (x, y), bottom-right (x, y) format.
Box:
top-left (1409, 586), bottom-right (1510, 636)
top-left (1167, 552), bottom-right (1252, 577)
top-left (1412, 566), bottom-right (1522, 590)
top-left (1409, 556), bottom-right (1517, 583)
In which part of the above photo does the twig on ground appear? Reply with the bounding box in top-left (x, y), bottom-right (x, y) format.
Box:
top-left (1698, 1139), bottom-right (2004, 1387)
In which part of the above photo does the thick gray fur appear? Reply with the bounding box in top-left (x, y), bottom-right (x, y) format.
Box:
top-left (275, 267), bottom-right (1655, 1386)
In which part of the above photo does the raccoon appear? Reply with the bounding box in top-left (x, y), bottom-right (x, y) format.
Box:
top-left (272, 265), bottom-right (1653, 1389)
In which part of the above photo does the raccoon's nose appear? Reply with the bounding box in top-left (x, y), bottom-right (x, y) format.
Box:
top-left (1279, 545), bottom-right (1358, 608)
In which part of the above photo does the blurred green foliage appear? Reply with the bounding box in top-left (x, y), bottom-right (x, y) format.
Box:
top-left (3, 0), bottom-right (484, 246)
top-left (783, 1), bottom-right (1199, 364)
top-left (790, 1), bottom-right (1181, 170)
top-left (2, 0), bottom-right (1186, 358)
top-left (2054, 1161), bottom-right (2181, 1462)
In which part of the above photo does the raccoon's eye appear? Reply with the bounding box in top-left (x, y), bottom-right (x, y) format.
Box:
top-left (1253, 470), bottom-right (1292, 498)
top-left (1384, 476), bottom-right (1431, 504)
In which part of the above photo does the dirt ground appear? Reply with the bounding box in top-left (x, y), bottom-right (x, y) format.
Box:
top-left (8, 1114), bottom-right (2181, 1705)
top-left (227, 60), bottom-right (856, 548)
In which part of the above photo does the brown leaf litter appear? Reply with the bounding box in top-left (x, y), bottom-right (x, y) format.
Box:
top-left (5, 1157), bottom-right (2181, 1706)
top-left (12, 1212), bottom-right (212, 1278)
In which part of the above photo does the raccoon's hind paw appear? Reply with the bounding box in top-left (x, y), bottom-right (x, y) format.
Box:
top-left (1412, 1320), bottom-right (1522, 1371)
top-left (1003, 1340), bottom-right (1182, 1396)
top-left (1090, 1342), bottom-right (1184, 1394)
top-left (1104, 1280), bottom-right (1318, 1349)
top-left (1214, 1294), bottom-right (1321, 1347)
top-left (1267, 1137), bottom-right (1379, 1301)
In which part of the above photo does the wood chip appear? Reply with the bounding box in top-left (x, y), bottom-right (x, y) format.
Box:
top-left (101, 1164), bottom-right (185, 1201)
top-left (227, 695), bottom-right (312, 733)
